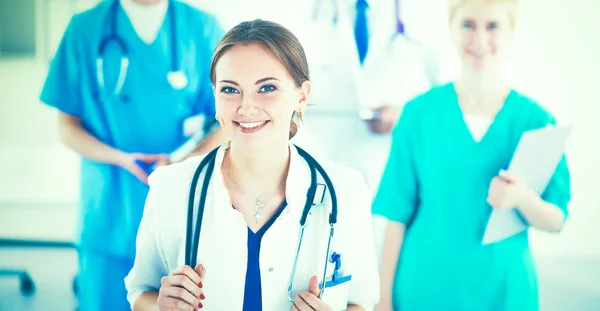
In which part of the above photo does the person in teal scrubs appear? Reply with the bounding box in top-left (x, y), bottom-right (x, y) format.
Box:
top-left (372, 1), bottom-right (571, 310)
top-left (39, 0), bottom-right (225, 310)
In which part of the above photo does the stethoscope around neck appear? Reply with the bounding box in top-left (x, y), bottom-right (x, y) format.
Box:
top-left (96, 0), bottom-right (188, 97)
top-left (184, 145), bottom-right (339, 301)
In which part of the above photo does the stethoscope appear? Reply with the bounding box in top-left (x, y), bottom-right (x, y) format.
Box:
top-left (184, 145), bottom-right (339, 301)
top-left (96, 0), bottom-right (188, 96)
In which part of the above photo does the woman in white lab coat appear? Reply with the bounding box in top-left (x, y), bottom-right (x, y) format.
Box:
top-left (124, 19), bottom-right (380, 311)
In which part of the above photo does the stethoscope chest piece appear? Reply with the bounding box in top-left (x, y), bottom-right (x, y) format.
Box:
top-left (167, 70), bottom-right (188, 90)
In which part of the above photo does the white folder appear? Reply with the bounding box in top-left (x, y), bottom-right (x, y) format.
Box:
top-left (482, 125), bottom-right (572, 245)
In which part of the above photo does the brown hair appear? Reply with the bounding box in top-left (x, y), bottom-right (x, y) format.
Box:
top-left (209, 19), bottom-right (310, 139)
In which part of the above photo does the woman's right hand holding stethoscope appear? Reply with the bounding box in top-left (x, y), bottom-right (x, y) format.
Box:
top-left (158, 264), bottom-right (206, 311)
top-left (291, 276), bottom-right (333, 311)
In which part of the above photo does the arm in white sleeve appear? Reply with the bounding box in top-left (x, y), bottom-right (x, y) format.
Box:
top-left (346, 173), bottom-right (381, 309)
top-left (124, 168), bottom-right (170, 308)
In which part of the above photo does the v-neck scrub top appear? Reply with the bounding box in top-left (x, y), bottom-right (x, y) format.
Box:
top-left (243, 201), bottom-right (288, 311)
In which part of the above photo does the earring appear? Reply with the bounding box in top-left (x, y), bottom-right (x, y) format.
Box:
top-left (296, 109), bottom-right (303, 118)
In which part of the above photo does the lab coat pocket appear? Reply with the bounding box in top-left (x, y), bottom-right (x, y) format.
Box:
top-left (321, 276), bottom-right (352, 311)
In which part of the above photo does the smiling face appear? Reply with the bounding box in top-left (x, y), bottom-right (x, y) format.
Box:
top-left (214, 43), bottom-right (310, 150)
top-left (449, 1), bottom-right (516, 73)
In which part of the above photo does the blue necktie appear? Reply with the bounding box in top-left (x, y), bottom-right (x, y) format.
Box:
top-left (354, 0), bottom-right (369, 64)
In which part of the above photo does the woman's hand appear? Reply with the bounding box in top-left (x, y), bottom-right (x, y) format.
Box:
top-left (158, 264), bottom-right (206, 311)
top-left (487, 170), bottom-right (533, 210)
top-left (364, 105), bottom-right (401, 134)
top-left (291, 276), bottom-right (333, 311)
top-left (488, 170), bottom-right (567, 232)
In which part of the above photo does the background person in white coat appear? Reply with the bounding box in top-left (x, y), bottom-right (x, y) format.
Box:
top-left (125, 19), bottom-right (379, 311)
top-left (290, 0), bottom-right (366, 171)
top-left (293, 0), bottom-right (430, 193)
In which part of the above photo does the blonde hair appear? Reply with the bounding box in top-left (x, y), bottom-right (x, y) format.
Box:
top-left (448, 0), bottom-right (518, 24)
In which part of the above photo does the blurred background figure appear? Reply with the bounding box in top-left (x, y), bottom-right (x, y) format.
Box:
top-left (292, 0), bottom-right (431, 194)
top-left (373, 0), bottom-right (571, 310)
top-left (36, 0), bottom-right (224, 309)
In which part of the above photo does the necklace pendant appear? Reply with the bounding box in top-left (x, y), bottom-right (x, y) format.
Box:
top-left (254, 199), bottom-right (265, 223)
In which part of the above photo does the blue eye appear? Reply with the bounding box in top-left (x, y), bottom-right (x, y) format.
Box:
top-left (488, 22), bottom-right (498, 30)
top-left (259, 85), bottom-right (276, 93)
top-left (221, 86), bottom-right (238, 94)
top-left (463, 21), bottom-right (474, 29)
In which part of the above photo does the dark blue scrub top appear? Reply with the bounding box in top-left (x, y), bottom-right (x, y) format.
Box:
top-left (242, 201), bottom-right (287, 311)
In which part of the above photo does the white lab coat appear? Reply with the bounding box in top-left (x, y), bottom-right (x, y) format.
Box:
top-left (124, 143), bottom-right (380, 310)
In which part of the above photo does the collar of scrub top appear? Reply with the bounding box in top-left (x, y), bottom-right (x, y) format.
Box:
top-left (96, 0), bottom-right (188, 96)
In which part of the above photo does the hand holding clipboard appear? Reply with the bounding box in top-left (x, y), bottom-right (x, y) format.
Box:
top-left (483, 125), bottom-right (572, 244)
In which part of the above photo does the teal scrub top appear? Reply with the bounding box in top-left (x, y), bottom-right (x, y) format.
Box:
top-left (372, 83), bottom-right (571, 311)
top-left (39, 1), bottom-right (224, 258)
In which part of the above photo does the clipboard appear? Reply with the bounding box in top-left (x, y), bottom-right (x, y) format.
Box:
top-left (482, 125), bottom-right (572, 245)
